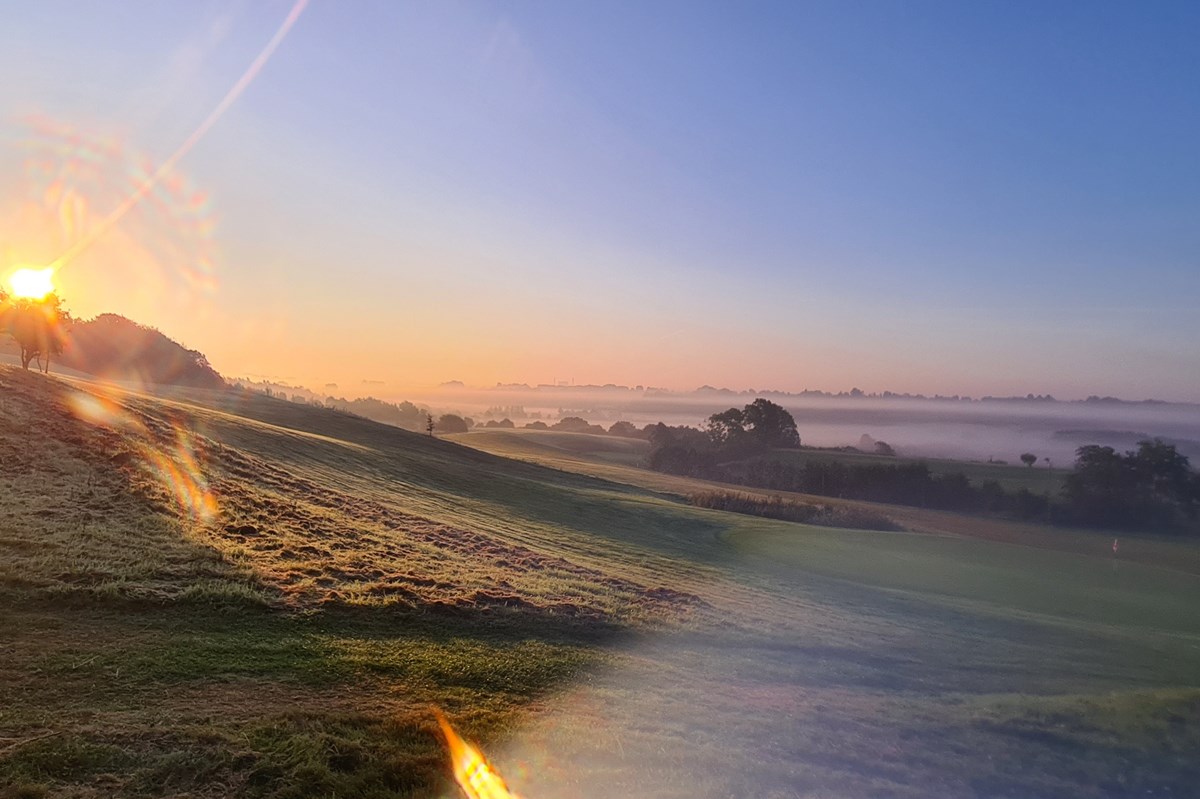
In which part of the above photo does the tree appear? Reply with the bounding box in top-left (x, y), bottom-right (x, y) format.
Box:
top-left (740, 398), bottom-right (800, 449)
top-left (425, 413), bottom-right (435, 436)
top-left (704, 407), bottom-right (746, 448)
top-left (2, 294), bottom-right (70, 373)
top-left (1063, 441), bottom-right (1195, 530)
top-left (552, 416), bottom-right (605, 434)
top-left (1020, 452), bottom-right (1038, 468)
top-left (645, 423), bottom-right (713, 475)
top-left (702, 399), bottom-right (800, 453)
top-left (874, 441), bottom-right (896, 457)
top-left (607, 420), bottom-right (642, 438)
top-left (1063, 445), bottom-right (1130, 525)
top-left (1129, 439), bottom-right (1193, 506)
top-left (436, 414), bottom-right (469, 434)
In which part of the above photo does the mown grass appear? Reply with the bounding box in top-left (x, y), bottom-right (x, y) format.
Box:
top-left (2, 367), bottom-right (1200, 797)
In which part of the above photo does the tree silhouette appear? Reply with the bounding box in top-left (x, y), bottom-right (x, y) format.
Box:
top-left (1063, 440), bottom-right (1196, 529)
top-left (1020, 452), bottom-right (1037, 467)
top-left (742, 398), bottom-right (801, 448)
top-left (425, 413), bottom-right (435, 436)
top-left (551, 416), bottom-right (605, 433)
top-left (2, 294), bottom-right (70, 373)
top-left (436, 414), bottom-right (469, 434)
top-left (704, 407), bottom-right (747, 448)
top-left (607, 420), bottom-right (641, 438)
top-left (706, 398), bottom-right (800, 450)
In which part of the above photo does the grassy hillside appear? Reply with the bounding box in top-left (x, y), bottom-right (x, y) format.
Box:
top-left (2, 369), bottom-right (1199, 798)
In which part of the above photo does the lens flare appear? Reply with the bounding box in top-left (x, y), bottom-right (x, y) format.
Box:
top-left (8, 267), bottom-right (56, 300)
top-left (46, 0), bottom-right (309, 274)
top-left (66, 387), bottom-right (218, 523)
top-left (434, 708), bottom-right (523, 799)
top-left (4, 0), bottom-right (307, 306)
top-left (14, 115), bottom-right (219, 301)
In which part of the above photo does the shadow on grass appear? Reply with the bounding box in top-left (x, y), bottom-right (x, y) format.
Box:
top-left (1, 594), bottom-right (628, 799)
top-left (13, 591), bottom-right (627, 686)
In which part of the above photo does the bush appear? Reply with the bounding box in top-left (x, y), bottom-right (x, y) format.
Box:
top-left (689, 491), bottom-right (902, 531)
top-left (551, 417), bottom-right (605, 434)
top-left (435, 414), bottom-right (469, 434)
top-left (608, 421), bottom-right (644, 438)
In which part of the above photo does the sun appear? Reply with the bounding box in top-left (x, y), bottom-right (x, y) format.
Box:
top-left (8, 267), bottom-right (56, 300)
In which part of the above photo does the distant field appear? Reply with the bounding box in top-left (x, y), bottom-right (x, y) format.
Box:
top-left (2, 370), bottom-right (1199, 798)
top-left (459, 427), bottom-right (1069, 493)
top-left (760, 446), bottom-right (1069, 493)
top-left (455, 428), bottom-right (1200, 578)
top-left (459, 428), bottom-right (649, 467)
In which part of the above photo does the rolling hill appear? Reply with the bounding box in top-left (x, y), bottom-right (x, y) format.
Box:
top-left (2, 367), bottom-right (1199, 798)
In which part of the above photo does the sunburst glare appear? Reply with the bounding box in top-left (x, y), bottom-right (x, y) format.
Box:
top-left (11, 115), bottom-right (220, 303)
top-left (8, 266), bottom-right (56, 300)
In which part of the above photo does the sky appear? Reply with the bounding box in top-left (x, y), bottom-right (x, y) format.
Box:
top-left (0, 0), bottom-right (1198, 401)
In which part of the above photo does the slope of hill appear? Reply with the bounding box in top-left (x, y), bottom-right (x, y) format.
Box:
top-left (2, 367), bottom-right (1199, 798)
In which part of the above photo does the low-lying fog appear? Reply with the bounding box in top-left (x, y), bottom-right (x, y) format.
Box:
top-left (406, 386), bottom-right (1200, 465)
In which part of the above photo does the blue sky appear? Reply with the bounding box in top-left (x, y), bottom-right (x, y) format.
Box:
top-left (1, 1), bottom-right (1198, 399)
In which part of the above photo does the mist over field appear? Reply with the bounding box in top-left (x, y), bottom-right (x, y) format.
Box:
top-left (400, 384), bottom-right (1200, 464)
top-left (778, 399), bottom-right (1200, 463)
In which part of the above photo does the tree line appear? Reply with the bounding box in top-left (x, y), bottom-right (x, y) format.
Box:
top-left (644, 399), bottom-right (1200, 534)
top-left (433, 413), bottom-right (662, 437)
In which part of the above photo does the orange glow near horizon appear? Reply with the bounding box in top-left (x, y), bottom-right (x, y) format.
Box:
top-left (8, 267), bottom-right (56, 300)
top-left (434, 708), bottom-right (523, 799)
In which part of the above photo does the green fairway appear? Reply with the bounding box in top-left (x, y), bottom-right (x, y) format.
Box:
top-left (733, 524), bottom-right (1200, 640)
top-left (2, 368), bottom-right (1199, 798)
